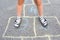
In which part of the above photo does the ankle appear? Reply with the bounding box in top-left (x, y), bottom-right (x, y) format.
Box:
top-left (17, 16), bottom-right (22, 19)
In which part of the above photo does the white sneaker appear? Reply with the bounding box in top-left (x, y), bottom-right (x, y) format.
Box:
top-left (14, 18), bottom-right (22, 28)
top-left (39, 17), bottom-right (48, 27)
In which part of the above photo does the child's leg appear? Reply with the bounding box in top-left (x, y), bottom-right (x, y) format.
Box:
top-left (34, 0), bottom-right (43, 16)
top-left (14, 0), bottom-right (24, 28)
top-left (17, 0), bottom-right (24, 17)
top-left (34, 0), bottom-right (48, 27)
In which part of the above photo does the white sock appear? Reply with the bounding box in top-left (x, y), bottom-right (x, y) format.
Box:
top-left (16, 16), bottom-right (22, 23)
top-left (39, 16), bottom-right (44, 19)
top-left (17, 16), bottom-right (21, 19)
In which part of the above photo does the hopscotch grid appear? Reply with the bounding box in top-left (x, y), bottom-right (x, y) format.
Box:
top-left (54, 16), bottom-right (60, 25)
top-left (48, 0), bottom-right (51, 4)
top-left (23, 16), bottom-right (56, 18)
top-left (1, 0), bottom-right (58, 39)
top-left (32, 0), bottom-right (35, 5)
top-left (24, 0), bottom-right (51, 5)
top-left (2, 0), bottom-right (59, 40)
top-left (2, 16), bottom-right (60, 38)
top-left (2, 16), bottom-right (15, 37)
top-left (23, 5), bottom-right (25, 16)
top-left (45, 35), bottom-right (51, 40)
top-left (3, 36), bottom-right (48, 38)
top-left (2, 35), bottom-right (60, 38)
top-left (21, 38), bottom-right (23, 40)
top-left (7, 0), bottom-right (51, 10)
top-left (33, 17), bottom-right (37, 36)
top-left (48, 36), bottom-right (51, 40)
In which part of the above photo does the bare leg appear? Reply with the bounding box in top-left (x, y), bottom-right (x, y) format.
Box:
top-left (14, 0), bottom-right (24, 28)
top-left (17, 0), bottom-right (24, 17)
top-left (34, 0), bottom-right (48, 27)
top-left (34, 0), bottom-right (43, 16)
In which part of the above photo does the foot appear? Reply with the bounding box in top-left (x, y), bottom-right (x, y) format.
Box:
top-left (39, 17), bottom-right (48, 28)
top-left (14, 18), bottom-right (22, 28)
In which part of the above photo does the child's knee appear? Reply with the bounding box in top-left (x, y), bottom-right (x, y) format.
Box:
top-left (18, 0), bottom-right (24, 5)
top-left (34, 0), bottom-right (42, 6)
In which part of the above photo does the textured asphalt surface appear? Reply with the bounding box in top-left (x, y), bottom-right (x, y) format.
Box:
top-left (0, 0), bottom-right (60, 40)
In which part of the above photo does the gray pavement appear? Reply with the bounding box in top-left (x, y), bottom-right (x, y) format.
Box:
top-left (0, 0), bottom-right (60, 40)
